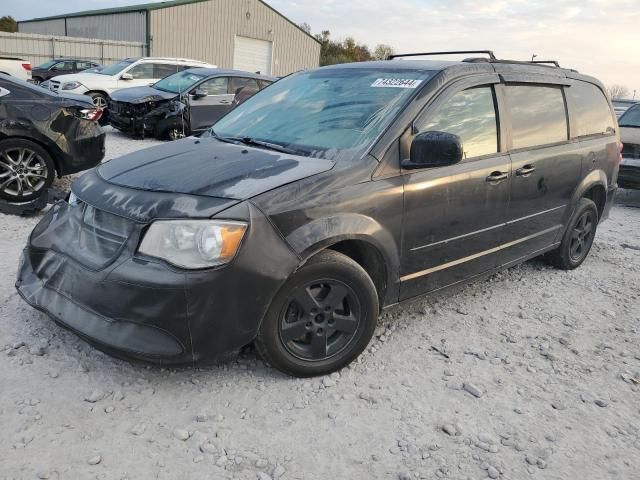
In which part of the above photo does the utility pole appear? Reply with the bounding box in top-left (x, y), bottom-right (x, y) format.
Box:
top-left (531, 54), bottom-right (537, 62)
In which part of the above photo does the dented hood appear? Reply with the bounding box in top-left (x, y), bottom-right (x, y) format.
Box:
top-left (110, 85), bottom-right (178, 104)
top-left (97, 136), bottom-right (335, 200)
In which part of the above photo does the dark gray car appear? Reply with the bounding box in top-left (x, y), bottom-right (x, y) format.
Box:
top-left (109, 68), bottom-right (275, 140)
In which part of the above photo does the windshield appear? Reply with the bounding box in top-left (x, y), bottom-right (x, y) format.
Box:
top-left (154, 70), bottom-right (206, 93)
top-left (619, 105), bottom-right (640, 127)
top-left (97, 59), bottom-right (136, 76)
top-left (37, 60), bottom-right (58, 69)
top-left (212, 67), bottom-right (434, 159)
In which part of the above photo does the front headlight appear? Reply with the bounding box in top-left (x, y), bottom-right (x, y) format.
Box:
top-left (138, 220), bottom-right (248, 269)
top-left (61, 81), bottom-right (83, 90)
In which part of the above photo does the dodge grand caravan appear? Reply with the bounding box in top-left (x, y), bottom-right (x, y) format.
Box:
top-left (16, 51), bottom-right (620, 377)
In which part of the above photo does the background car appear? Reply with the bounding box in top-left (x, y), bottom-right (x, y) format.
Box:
top-left (618, 103), bottom-right (640, 189)
top-left (45, 57), bottom-right (216, 112)
top-left (0, 57), bottom-right (32, 81)
top-left (109, 68), bottom-right (275, 140)
top-left (0, 75), bottom-right (105, 204)
top-left (31, 58), bottom-right (101, 85)
top-left (613, 98), bottom-right (639, 118)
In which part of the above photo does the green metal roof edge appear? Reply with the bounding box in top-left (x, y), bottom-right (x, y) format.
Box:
top-left (18, 0), bottom-right (320, 45)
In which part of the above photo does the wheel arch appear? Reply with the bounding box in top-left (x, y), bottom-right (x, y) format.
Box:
top-left (285, 214), bottom-right (401, 308)
top-left (570, 170), bottom-right (608, 221)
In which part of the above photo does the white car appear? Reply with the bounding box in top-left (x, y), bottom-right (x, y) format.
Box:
top-left (0, 56), bottom-right (32, 81)
top-left (47, 57), bottom-right (215, 109)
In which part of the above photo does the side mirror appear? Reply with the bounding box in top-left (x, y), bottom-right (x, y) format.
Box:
top-left (121, 73), bottom-right (133, 80)
top-left (191, 89), bottom-right (207, 99)
top-left (402, 131), bottom-right (463, 169)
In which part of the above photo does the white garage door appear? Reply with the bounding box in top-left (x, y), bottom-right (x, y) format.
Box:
top-left (233, 36), bottom-right (273, 75)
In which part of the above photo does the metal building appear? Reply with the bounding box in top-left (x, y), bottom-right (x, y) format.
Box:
top-left (18, 0), bottom-right (321, 76)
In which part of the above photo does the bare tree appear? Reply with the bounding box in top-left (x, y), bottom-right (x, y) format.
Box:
top-left (607, 84), bottom-right (631, 99)
top-left (373, 44), bottom-right (395, 60)
top-left (298, 22), bottom-right (312, 34)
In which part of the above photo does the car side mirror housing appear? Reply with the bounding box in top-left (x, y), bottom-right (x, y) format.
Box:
top-left (191, 89), bottom-right (207, 99)
top-left (402, 131), bottom-right (463, 169)
top-left (121, 73), bottom-right (134, 80)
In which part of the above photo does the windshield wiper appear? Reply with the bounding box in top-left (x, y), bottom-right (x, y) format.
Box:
top-left (210, 131), bottom-right (299, 155)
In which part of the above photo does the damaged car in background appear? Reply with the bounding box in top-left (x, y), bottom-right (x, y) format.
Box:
top-left (109, 68), bottom-right (275, 140)
top-left (16, 52), bottom-right (620, 377)
top-left (0, 74), bottom-right (104, 214)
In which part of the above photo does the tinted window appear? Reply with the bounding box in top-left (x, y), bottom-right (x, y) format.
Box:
top-left (619, 104), bottom-right (640, 128)
top-left (154, 63), bottom-right (183, 79)
top-left (127, 63), bottom-right (155, 79)
top-left (76, 61), bottom-right (93, 70)
top-left (416, 87), bottom-right (498, 159)
top-left (568, 82), bottom-right (616, 137)
top-left (232, 78), bottom-right (259, 94)
top-left (505, 85), bottom-right (568, 149)
top-left (198, 77), bottom-right (229, 95)
top-left (53, 61), bottom-right (74, 71)
top-left (258, 79), bottom-right (273, 89)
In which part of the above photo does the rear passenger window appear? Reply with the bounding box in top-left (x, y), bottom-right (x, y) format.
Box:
top-left (416, 87), bottom-right (498, 159)
top-left (232, 78), bottom-right (259, 94)
top-left (154, 64), bottom-right (182, 79)
top-left (505, 85), bottom-right (567, 149)
top-left (567, 82), bottom-right (615, 137)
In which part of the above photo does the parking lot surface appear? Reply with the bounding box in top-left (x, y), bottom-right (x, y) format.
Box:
top-left (1, 130), bottom-right (639, 479)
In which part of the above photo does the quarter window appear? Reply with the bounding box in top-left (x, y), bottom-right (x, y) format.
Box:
top-left (416, 87), bottom-right (498, 159)
top-left (198, 77), bottom-right (229, 96)
top-left (505, 85), bottom-right (568, 149)
top-left (567, 81), bottom-right (616, 137)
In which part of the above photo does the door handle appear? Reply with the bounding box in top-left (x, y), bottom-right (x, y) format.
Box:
top-left (220, 100), bottom-right (232, 105)
top-left (516, 165), bottom-right (536, 177)
top-left (486, 171), bottom-right (509, 183)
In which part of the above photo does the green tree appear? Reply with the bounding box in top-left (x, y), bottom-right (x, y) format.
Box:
top-left (373, 44), bottom-right (395, 61)
top-left (314, 30), bottom-right (373, 66)
top-left (0, 16), bottom-right (17, 33)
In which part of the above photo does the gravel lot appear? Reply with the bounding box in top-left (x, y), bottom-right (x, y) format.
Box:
top-left (1, 129), bottom-right (639, 480)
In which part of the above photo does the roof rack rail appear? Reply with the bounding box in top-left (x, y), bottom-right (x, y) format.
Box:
top-left (530, 60), bottom-right (561, 67)
top-left (389, 50), bottom-right (497, 61)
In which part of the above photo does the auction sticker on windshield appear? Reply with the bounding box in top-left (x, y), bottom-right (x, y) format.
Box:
top-left (371, 78), bottom-right (423, 88)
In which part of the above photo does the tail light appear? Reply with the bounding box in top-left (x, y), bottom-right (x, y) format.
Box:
top-left (21, 63), bottom-right (32, 72)
top-left (72, 108), bottom-right (103, 122)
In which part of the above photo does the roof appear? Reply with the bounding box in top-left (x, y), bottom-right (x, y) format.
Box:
top-left (185, 67), bottom-right (275, 79)
top-left (18, 0), bottom-right (321, 45)
top-left (183, 67), bottom-right (276, 80)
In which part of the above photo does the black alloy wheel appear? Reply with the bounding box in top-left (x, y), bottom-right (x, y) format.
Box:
top-left (545, 197), bottom-right (599, 270)
top-left (255, 250), bottom-right (379, 377)
top-left (569, 210), bottom-right (595, 262)
top-left (0, 139), bottom-right (55, 202)
top-left (279, 280), bottom-right (361, 361)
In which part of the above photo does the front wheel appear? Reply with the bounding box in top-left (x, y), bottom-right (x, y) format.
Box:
top-left (545, 198), bottom-right (599, 270)
top-left (254, 250), bottom-right (379, 377)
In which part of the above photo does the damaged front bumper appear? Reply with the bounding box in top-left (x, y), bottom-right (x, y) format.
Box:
top-left (15, 193), bottom-right (300, 364)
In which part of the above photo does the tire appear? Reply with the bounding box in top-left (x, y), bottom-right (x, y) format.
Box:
top-left (545, 198), bottom-right (599, 270)
top-left (32, 77), bottom-right (43, 85)
top-left (157, 119), bottom-right (190, 141)
top-left (0, 138), bottom-right (55, 202)
top-left (254, 250), bottom-right (379, 377)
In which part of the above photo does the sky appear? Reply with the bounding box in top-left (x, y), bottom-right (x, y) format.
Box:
top-left (4, 0), bottom-right (640, 96)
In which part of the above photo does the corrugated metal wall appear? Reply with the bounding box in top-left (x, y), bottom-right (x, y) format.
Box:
top-left (18, 19), bottom-right (66, 36)
top-left (150, 0), bottom-right (320, 76)
top-left (19, 12), bottom-right (146, 43)
top-left (0, 31), bottom-right (146, 67)
top-left (66, 12), bottom-right (147, 43)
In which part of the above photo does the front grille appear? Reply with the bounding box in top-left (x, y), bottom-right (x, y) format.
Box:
top-left (30, 201), bottom-right (136, 270)
top-left (622, 143), bottom-right (640, 160)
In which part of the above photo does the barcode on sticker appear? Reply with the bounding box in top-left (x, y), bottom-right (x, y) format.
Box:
top-left (371, 78), bottom-right (423, 89)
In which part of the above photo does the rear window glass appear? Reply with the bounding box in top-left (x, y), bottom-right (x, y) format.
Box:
top-left (505, 85), bottom-right (568, 149)
top-left (568, 82), bottom-right (616, 137)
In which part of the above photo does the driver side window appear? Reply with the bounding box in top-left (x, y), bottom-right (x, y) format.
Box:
top-left (198, 77), bottom-right (229, 96)
top-left (416, 86), bottom-right (498, 160)
top-left (127, 63), bottom-right (155, 79)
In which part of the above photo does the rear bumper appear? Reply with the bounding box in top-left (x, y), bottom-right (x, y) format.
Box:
top-left (618, 158), bottom-right (640, 190)
top-left (15, 200), bottom-right (300, 364)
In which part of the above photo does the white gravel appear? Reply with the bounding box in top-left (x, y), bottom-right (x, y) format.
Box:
top-left (1, 129), bottom-right (639, 479)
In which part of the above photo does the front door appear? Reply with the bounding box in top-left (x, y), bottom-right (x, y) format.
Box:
top-left (189, 77), bottom-right (233, 131)
top-left (400, 81), bottom-right (511, 300)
